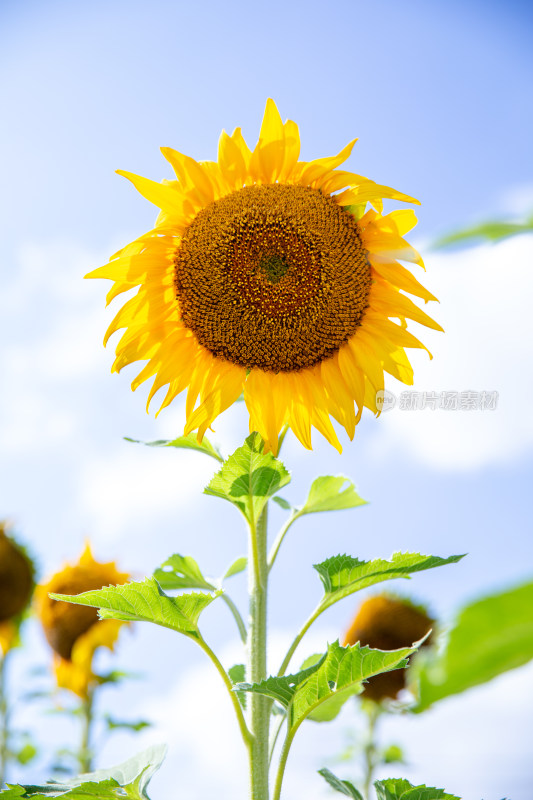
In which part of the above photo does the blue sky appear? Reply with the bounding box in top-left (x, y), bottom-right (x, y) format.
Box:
top-left (1, 1), bottom-right (533, 798)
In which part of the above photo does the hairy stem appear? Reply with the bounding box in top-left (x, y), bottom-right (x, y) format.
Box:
top-left (362, 704), bottom-right (381, 799)
top-left (271, 728), bottom-right (294, 800)
top-left (79, 690), bottom-right (94, 774)
top-left (248, 505), bottom-right (269, 800)
top-left (0, 653), bottom-right (9, 788)
top-left (220, 593), bottom-right (247, 643)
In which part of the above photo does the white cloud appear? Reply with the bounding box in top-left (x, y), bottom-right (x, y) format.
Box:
top-left (78, 439), bottom-right (214, 545)
top-left (370, 234), bottom-right (533, 470)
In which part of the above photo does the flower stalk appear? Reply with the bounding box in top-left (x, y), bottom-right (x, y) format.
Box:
top-left (248, 505), bottom-right (270, 800)
top-left (79, 690), bottom-right (94, 774)
top-left (0, 653), bottom-right (9, 789)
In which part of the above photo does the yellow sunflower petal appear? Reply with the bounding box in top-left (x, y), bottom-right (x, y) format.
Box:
top-left (90, 101), bottom-right (440, 452)
top-left (370, 260), bottom-right (438, 302)
top-left (116, 170), bottom-right (187, 214)
top-left (249, 98), bottom-right (286, 183)
top-left (185, 362), bottom-right (246, 439)
top-left (160, 148), bottom-right (215, 207)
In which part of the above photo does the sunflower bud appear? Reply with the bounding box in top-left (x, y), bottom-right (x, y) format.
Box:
top-left (344, 595), bottom-right (433, 702)
top-left (0, 523), bottom-right (34, 622)
top-left (37, 544), bottom-right (129, 661)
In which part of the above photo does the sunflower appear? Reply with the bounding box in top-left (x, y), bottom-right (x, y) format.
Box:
top-left (87, 99), bottom-right (441, 453)
top-left (0, 522), bottom-right (35, 654)
top-left (36, 543), bottom-right (129, 698)
top-left (344, 594), bottom-right (434, 702)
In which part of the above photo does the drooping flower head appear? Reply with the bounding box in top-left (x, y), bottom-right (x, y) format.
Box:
top-left (344, 594), bottom-right (434, 702)
top-left (36, 543), bottom-right (129, 698)
top-left (87, 100), bottom-right (441, 452)
top-left (0, 522), bottom-right (35, 654)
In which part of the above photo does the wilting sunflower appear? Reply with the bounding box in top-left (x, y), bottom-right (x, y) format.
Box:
top-left (87, 100), bottom-right (441, 452)
top-left (0, 522), bottom-right (35, 654)
top-left (36, 544), bottom-right (129, 698)
top-left (344, 594), bottom-right (434, 702)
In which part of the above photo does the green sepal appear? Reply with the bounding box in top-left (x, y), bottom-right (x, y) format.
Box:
top-left (1, 744), bottom-right (167, 799)
top-left (204, 432), bottom-right (290, 525)
top-left (318, 767), bottom-right (363, 799)
top-left (342, 203), bottom-right (367, 221)
top-left (415, 578), bottom-right (533, 711)
top-left (374, 777), bottom-right (460, 800)
top-left (124, 433), bottom-right (223, 462)
top-left (50, 578), bottom-right (219, 639)
top-left (314, 552), bottom-right (465, 611)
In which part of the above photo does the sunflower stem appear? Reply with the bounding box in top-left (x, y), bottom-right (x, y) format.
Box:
top-left (79, 689), bottom-right (94, 774)
top-left (247, 504), bottom-right (269, 800)
top-left (0, 652), bottom-right (9, 789)
top-left (362, 703), bottom-right (381, 799)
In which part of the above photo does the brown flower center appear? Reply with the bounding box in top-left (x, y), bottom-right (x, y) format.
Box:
top-left (174, 183), bottom-right (372, 372)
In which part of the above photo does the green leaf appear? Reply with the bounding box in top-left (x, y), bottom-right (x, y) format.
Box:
top-left (124, 432), bottom-right (223, 462)
top-left (239, 640), bottom-right (416, 731)
top-left (3, 744), bottom-right (167, 799)
top-left (374, 777), bottom-right (460, 800)
top-left (223, 557), bottom-right (247, 580)
top-left (314, 552), bottom-right (465, 611)
top-left (433, 217), bottom-right (533, 249)
top-left (153, 554), bottom-right (215, 591)
top-left (272, 496), bottom-right (292, 511)
top-left (298, 654), bottom-right (357, 722)
top-left (103, 716), bottom-right (151, 733)
top-left (228, 664), bottom-right (247, 709)
top-left (318, 767), bottom-right (363, 799)
top-left (50, 578), bottom-right (219, 639)
top-left (204, 432), bottom-right (290, 525)
top-left (299, 476), bottom-right (367, 515)
top-left (415, 579), bottom-right (533, 711)
top-left (235, 655), bottom-right (327, 708)
top-left (382, 744), bottom-right (405, 764)
top-left (14, 743), bottom-right (38, 765)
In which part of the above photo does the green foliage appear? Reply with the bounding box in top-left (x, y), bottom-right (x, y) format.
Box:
top-left (228, 664), bottom-right (247, 709)
top-left (318, 767), bottom-right (363, 799)
top-left (50, 578), bottom-right (219, 639)
top-left (299, 476), bottom-right (367, 515)
top-left (153, 554), bottom-right (215, 591)
top-left (237, 641), bottom-right (415, 731)
top-left (205, 432), bottom-right (290, 525)
top-left (314, 552), bottom-right (465, 612)
top-left (103, 716), bottom-right (151, 733)
top-left (13, 743), bottom-right (38, 766)
top-left (2, 745), bottom-right (166, 799)
top-left (272, 496), bottom-right (292, 511)
top-left (124, 432), bottom-right (223, 462)
top-left (415, 579), bottom-right (533, 711)
top-left (223, 557), bottom-right (247, 579)
top-left (433, 214), bottom-right (533, 249)
top-left (382, 745), bottom-right (405, 764)
top-left (374, 777), bottom-right (460, 800)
